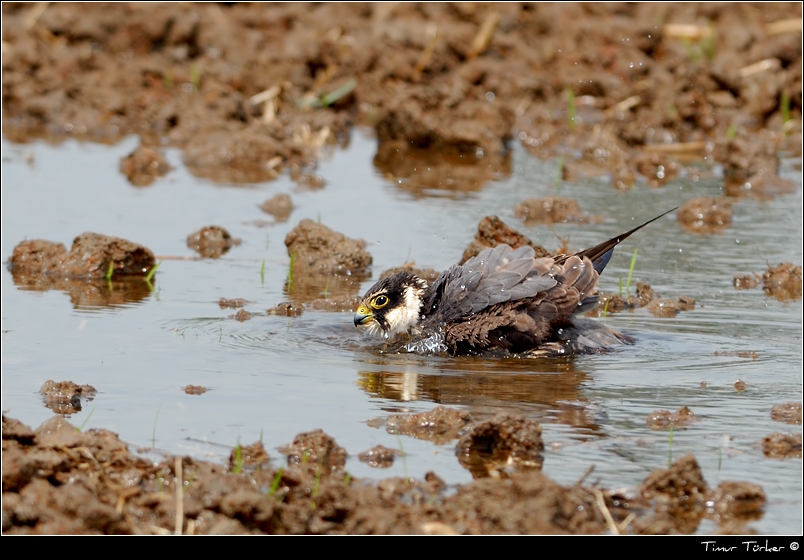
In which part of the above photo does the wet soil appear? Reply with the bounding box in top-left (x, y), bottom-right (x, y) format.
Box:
top-left (260, 193), bottom-right (294, 223)
top-left (3, 3), bottom-right (800, 193)
top-left (2, 413), bottom-right (768, 535)
top-left (186, 226), bottom-right (241, 259)
top-left (39, 381), bottom-right (96, 416)
top-left (119, 144), bottom-right (172, 187)
top-left (2, 1), bottom-right (801, 534)
top-left (646, 406), bottom-right (699, 431)
top-left (6, 233), bottom-right (158, 309)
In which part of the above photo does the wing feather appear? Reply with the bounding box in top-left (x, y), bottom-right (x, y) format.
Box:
top-left (423, 245), bottom-right (557, 325)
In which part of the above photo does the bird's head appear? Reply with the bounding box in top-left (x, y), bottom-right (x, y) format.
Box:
top-left (354, 272), bottom-right (428, 338)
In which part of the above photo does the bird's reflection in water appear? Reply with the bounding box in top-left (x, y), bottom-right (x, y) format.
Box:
top-left (356, 354), bottom-right (604, 434)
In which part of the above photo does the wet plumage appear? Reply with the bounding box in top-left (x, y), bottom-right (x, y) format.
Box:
top-left (354, 209), bottom-right (676, 356)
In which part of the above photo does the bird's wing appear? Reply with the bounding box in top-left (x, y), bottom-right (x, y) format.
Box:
top-left (422, 245), bottom-right (557, 325)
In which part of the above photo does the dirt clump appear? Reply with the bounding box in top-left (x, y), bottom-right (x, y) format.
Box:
top-left (385, 406), bottom-right (473, 445)
top-left (733, 273), bottom-right (761, 290)
top-left (762, 262), bottom-right (802, 301)
top-left (455, 414), bottom-right (544, 479)
top-left (39, 381), bottom-right (97, 415)
top-left (7, 234), bottom-right (157, 309)
top-left (228, 309), bottom-right (252, 322)
top-left (284, 219), bottom-right (372, 276)
top-left (267, 302), bottom-right (304, 317)
top-left (9, 233), bottom-right (155, 279)
top-left (714, 350), bottom-right (759, 360)
top-left (646, 406), bottom-right (699, 431)
top-left (590, 282), bottom-right (693, 317)
top-left (3, 414), bottom-right (768, 534)
top-left (461, 215), bottom-right (551, 264)
top-left (706, 481), bottom-right (766, 521)
top-left (725, 171), bottom-right (797, 199)
top-left (1, 3), bottom-right (800, 194)
top-left (358, 446), bottom-right (398, 469)
top-left (761, 432), bottom-right (802, 459)
top-left (677, 197), bottom-right (733, 234)
top-left (734, 379), bottom-right (748, 392)
top-left (119, 144), bottom-right (172, 187)
top-left (186, 226), bottom-right (241, 259)
top-left (646, 296), bottom-right (697, 317)
top-left (379, 263), bottom-right (442, 284)
top-left (771, 402), bottom-right (802, 425)
top-left (513, 197), bottom-right (602, 226)
top-left (183, 385), bottom-right (208, 396)
top-left (260, 193), bottom-right (294, 222)
top-left (278, 429), bottom-right (347, 473)
top-left (218, 298), bottom-right (247, 309)
top-left (230, 441), bottom-right (271, 473)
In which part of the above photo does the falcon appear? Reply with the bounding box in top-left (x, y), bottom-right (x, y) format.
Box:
top-left (353, 209), bottom-right (676, 357)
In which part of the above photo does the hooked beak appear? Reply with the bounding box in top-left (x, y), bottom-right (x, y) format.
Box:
top-left (353, 305), bottom-right (373, 327)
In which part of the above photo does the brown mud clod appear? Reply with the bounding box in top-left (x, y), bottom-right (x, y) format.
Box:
top-left (461, 215), bottom-right (550, 265)
top-left (385, 406), bottom-right (473, 445)
top-left (1, 3), bottom-right (800, 195)
top-left (218, 298), bottom-right (247, 309)
top-left (3, 414), bottom-right (768, 534)
top-left (646, 406), bottom-right (699, 431)
top-left (358, 446), bottom-right (399, 469)
top-left (260, 193), bottom-right (294, 223)
top-left (186, 226), bottom-right (241, 259)
top-left (119, 144), bottom-right (172, 187)
top-left (677, 197), bottom-right (733, 234)
top-left (761, 432), bottom-right (802, 459)
top-left (513, 197), bottom-right (602, 226)
top-left (7, 234), bottom-right (157, 309)
top-left (9, 233), bottom-right (155, 279)
top-left (771, 402), bottom-right (802, 425)
top-left (762, 262), bottom-right (803, 301)
top-left (455, 414), bottom-right (544, 479)
top-left (284, 219), bottom-right (372, 276)
top-left (39, 380), bottom-right (97, 415)
top-left (282, 219), bottom-right (372, 307)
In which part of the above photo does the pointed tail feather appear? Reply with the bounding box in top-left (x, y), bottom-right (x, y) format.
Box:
top-left (558, 207), bottom-right (678, 274)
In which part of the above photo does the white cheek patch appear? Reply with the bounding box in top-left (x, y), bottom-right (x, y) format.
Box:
top-left (383, 285), bottom-right (424, 336)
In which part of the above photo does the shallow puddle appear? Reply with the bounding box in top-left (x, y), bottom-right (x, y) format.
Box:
top-left (1, 132), bottom-right (801, 534)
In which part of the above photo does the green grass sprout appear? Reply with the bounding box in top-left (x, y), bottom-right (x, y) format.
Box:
top-left (76, 407), bottom-right (96, 432)
top-left (625, 248), bottom-right (638, 294)
top-left (565, 87), bottom-right (576, 131)
top-left (232, 439), bottom-right (244, 474)
top-left (260, 258), bottom-right (266, 284)
top-left (287, 252), bottom-right (296, 292)
top-left (146, 261), bottom-right (161, 283)
top-left (667, 103), bottom-right (678, 120)
top-left (152, 404), bottom-right (162, 449)
top-left (105, 261), bottom-right (114, 281)
top-left (269, 468), bottom-right (284, 498)
top-left (190, 63), bottom-right (201, 90)
top-left (725, 122), bottom-right (738, 141)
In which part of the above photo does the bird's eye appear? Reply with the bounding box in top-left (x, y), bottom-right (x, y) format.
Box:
top-left (371, 295), bottom-right (389, 309)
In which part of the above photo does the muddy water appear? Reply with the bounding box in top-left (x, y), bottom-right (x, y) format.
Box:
top-left (1, 133), bottom-right (801, 534)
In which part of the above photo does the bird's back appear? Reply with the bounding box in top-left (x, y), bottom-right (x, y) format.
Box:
top-left (419, 245), bottom-right (611, 355)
